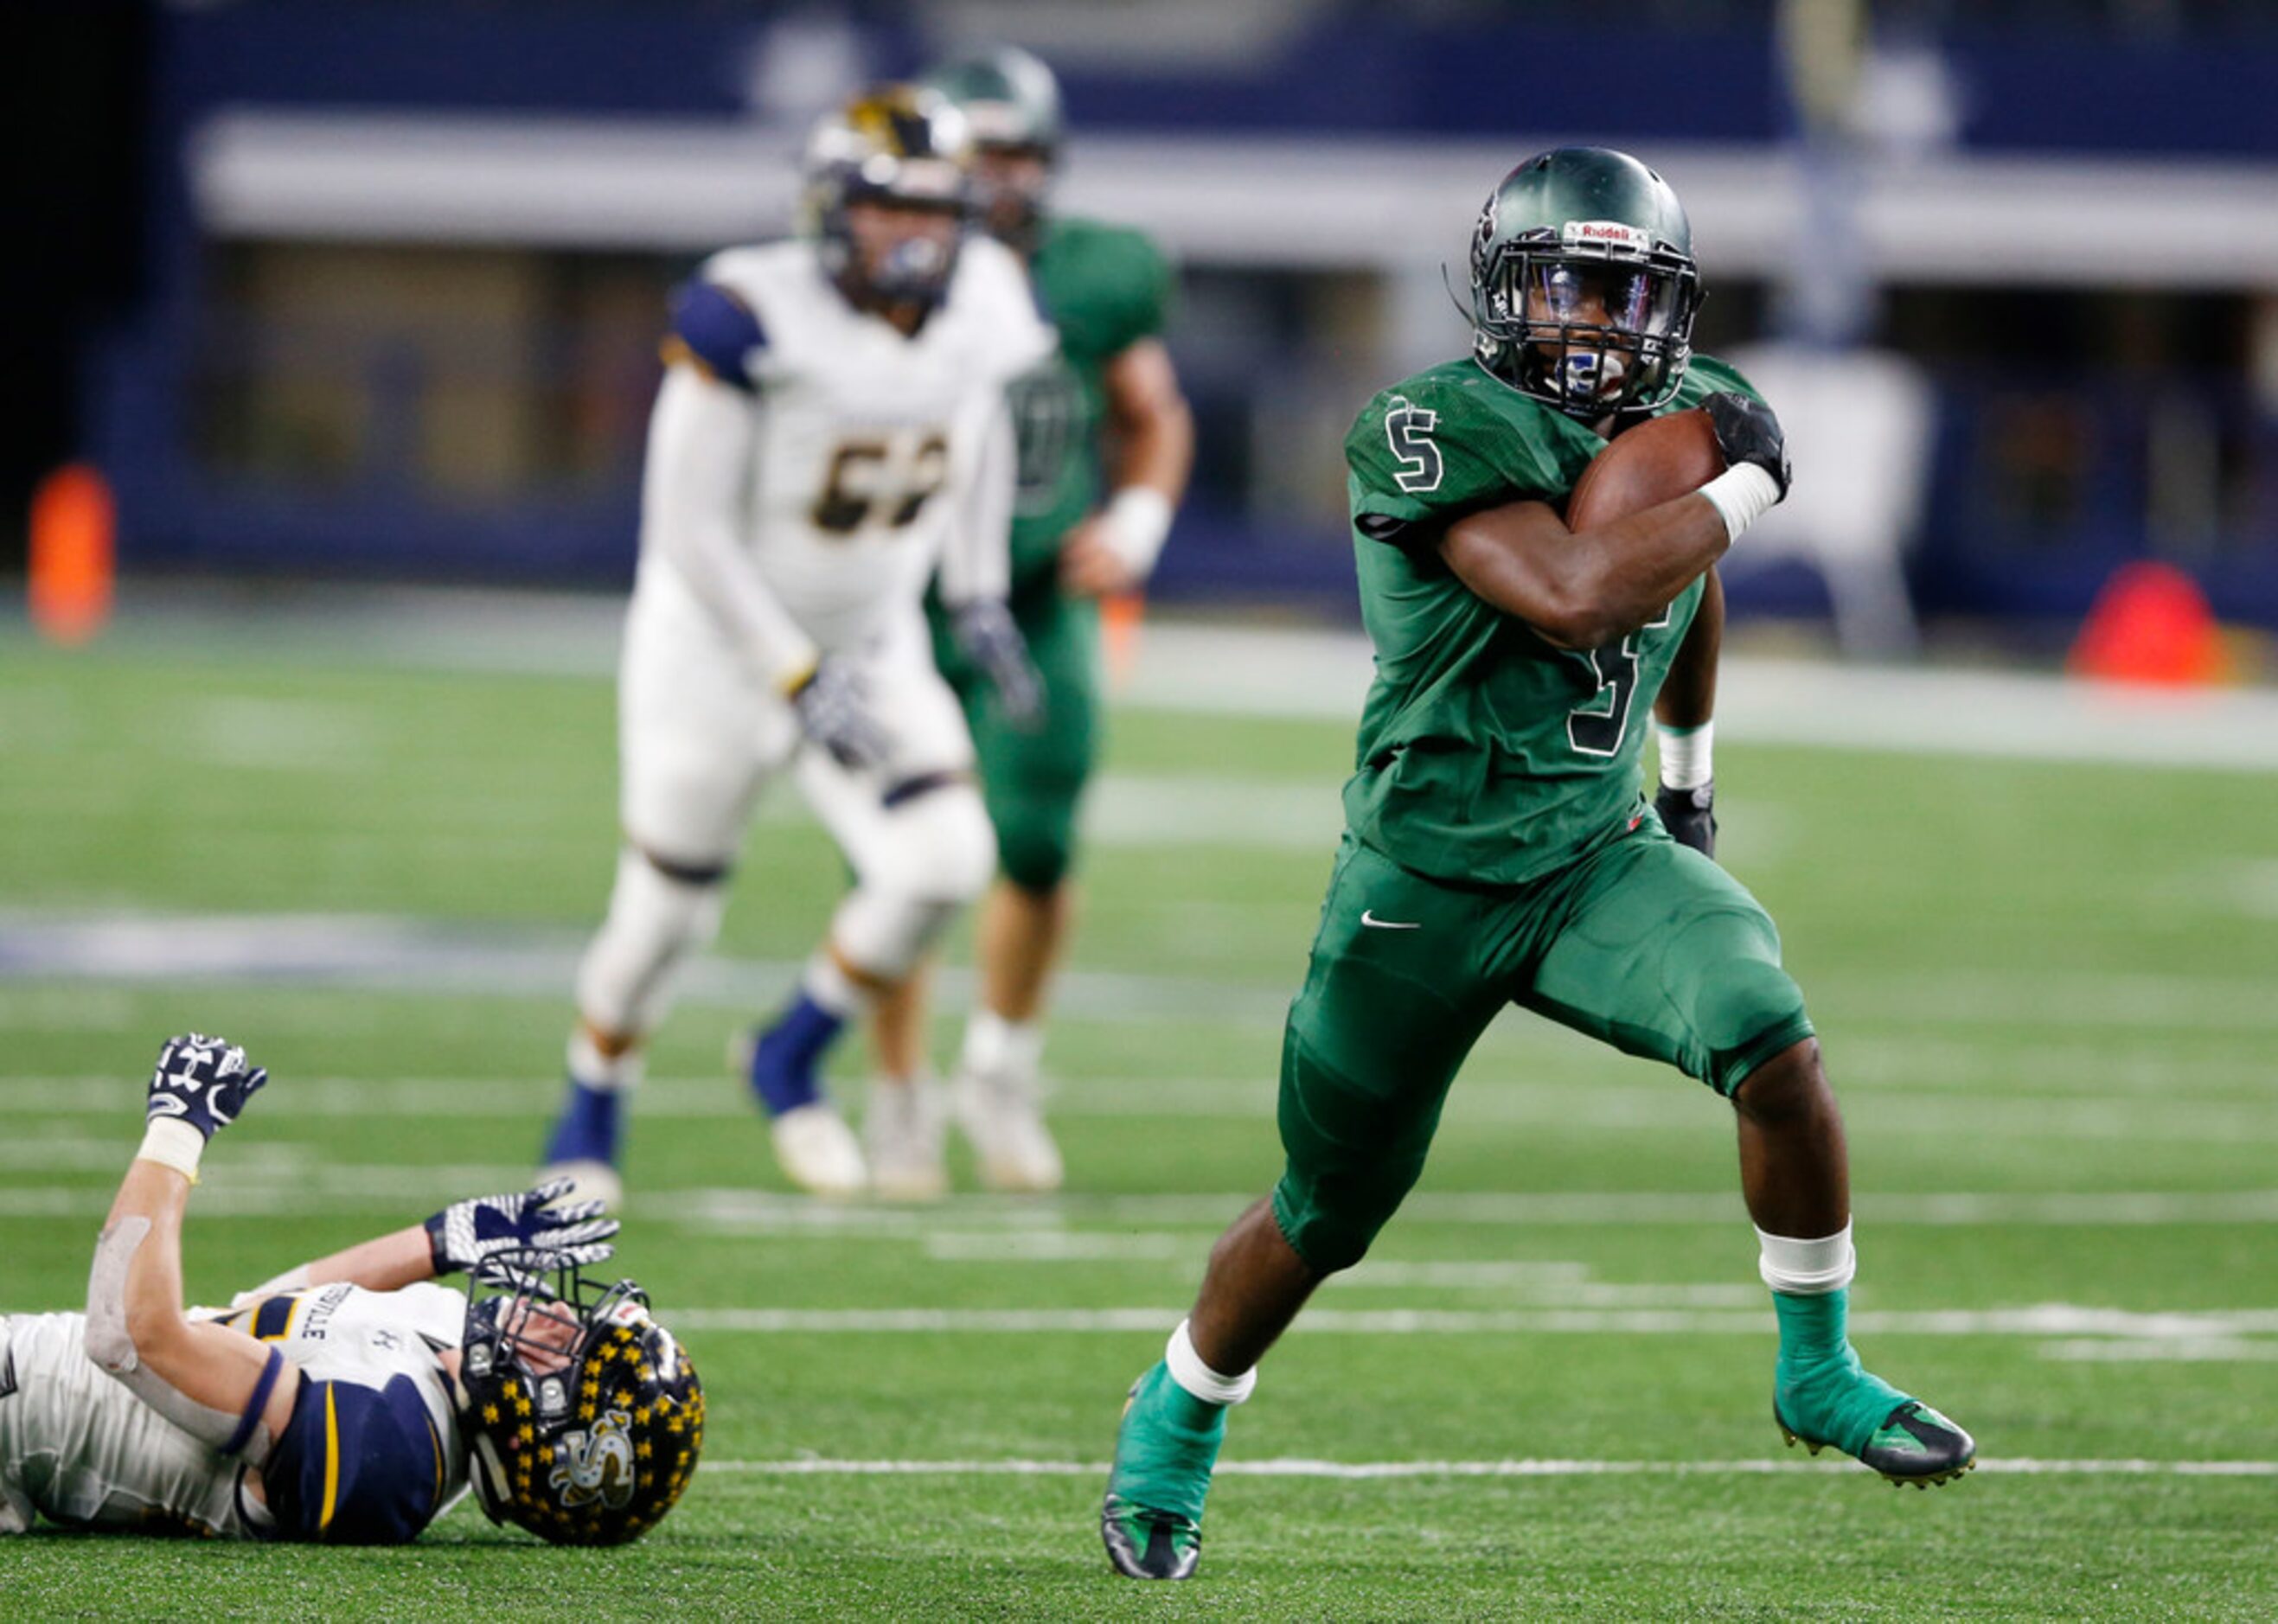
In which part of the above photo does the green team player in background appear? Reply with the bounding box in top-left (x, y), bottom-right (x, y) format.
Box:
top-left (1100, 147), bottom-right (1975, 1582)
top-left (866, 46), bottom-right (1194, 1199)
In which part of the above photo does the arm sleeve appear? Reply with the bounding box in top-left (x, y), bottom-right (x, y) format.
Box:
top-left (663, 279), bottom-right (766, 393)
top-left (935, 396), bottom-right (1016, 610)
top-left (1102, 230), bottom-right (1175, 355)
top-left (642, 364), bottom-right (819, 689)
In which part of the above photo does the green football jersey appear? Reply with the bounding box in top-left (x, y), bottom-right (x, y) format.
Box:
top-left (1340, 352), bottom-right (1761, 886)
top-left (1002, 215), bottom-right (1176, 584)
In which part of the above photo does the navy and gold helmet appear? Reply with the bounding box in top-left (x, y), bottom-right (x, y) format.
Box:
top-left (801, 84), bottom-right (975, 310)
top-left (457, 1251), bottom-right (703, 1547)
top-left (1469, 146), bottom-right (1702, 417)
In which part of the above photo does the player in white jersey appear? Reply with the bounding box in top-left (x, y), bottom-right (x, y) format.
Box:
top-left (538, 85), bottom-right (1056, 1201)
top-left (2, 1034), bottom-right (702, 1544)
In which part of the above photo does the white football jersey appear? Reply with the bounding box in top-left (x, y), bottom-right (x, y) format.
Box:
top-left (669, 233), bottom-right (1053, 652)
top-left (0, 1282), bottom-right (469, 1538)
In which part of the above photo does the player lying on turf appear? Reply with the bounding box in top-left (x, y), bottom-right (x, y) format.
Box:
top-left (537, 84), bottom-right (1057, 1202)
top-left (1100, 147), bottom-right (1975, 1582)
top-left (0, 1034), bottom-right (702, 1544)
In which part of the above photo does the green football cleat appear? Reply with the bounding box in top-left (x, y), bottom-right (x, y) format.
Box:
top-left (1777, 1397), bottom-right (1977, 1487)
top-left (1101, 1361), bottom-right (1226, 1581)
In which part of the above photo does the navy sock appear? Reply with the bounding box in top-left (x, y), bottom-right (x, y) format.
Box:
top-left (543, 1077), bottom-right (621, 1165)
top-left (747, 992), bottom-right (845, 1117)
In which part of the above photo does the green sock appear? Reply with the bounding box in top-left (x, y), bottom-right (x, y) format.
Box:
top-left (1109, 1362), bottom-right (1227, 1524)
top-left (1773, 1288), bottom-right (1910, 1456)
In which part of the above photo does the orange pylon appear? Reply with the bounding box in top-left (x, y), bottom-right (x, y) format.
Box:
top-left (2066, 561), bottom-right (2228, 687)
top-left (28, 464), bottom-right (116, 647)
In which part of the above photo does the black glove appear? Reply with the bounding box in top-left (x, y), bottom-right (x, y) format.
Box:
top-left (146, 1033), bottom-right (268, 1140)
top-left (1656, 780), bottom-right (1717, 859)
top-left (424, 1177), bottom-right (619, 1276)
top-left (1704, 393), bottom-right (1791, 499)
top-left (950, 598), bottom-right (1044, 731)
top-left (790, 657), bottom-right (891, 771)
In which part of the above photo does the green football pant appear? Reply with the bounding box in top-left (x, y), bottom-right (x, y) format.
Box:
top-left (930, 576), bottom-right (1099, 895)
top-left (1271, 815), bottom-right (1815, 1272)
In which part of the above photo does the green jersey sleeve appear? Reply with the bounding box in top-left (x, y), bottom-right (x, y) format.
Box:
top-left (1344, 362), bottom-right (1572, 548)
top-left (1040, 219), bottom-right (1174, 364)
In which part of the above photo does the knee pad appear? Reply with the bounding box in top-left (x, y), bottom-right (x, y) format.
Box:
top-left (575, 847), bottom-right (729, 1038)
top-left (1693, 953), bottom-right (1813, 1097)
top-left (1268, 1163), bottom-right (1408, 1276)
top-left (991, 792), bottom-right (1078, 894)
top-left (858, 783), bottom-right (998, 905)
top-left (828, 888), bottom-right (963, 985)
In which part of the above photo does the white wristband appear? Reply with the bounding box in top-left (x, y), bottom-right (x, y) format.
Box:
top-left (1099, 487), bottom-right (1174, 579)
top-left (136, 1118), bottom-right (207, 1183)
top-left (1698, 464), bottom-right (1782, 542)
top-left (1655, 719), bottom-right (1713, 790)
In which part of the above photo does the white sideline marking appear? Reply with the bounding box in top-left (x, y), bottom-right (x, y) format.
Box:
top-left (1127, 623), bottom-right (2278, 775)
top-left (701, 1455), bottom-right (2278, 1480)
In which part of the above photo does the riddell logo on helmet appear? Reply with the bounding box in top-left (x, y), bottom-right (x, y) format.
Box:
top-left (1562, 220), bottom-right (1654, 252)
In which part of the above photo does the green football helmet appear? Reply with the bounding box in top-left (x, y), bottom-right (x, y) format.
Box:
top-left (1469, 146), bottom-right (1702, 417)
top-left (920, 45), bottom-right (1064, 249)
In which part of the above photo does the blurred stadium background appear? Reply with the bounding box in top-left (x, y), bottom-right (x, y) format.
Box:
top-left (9, 0), bottom-right (2278, 646)
top-left (7, 1), bottom-right (2278, 1615)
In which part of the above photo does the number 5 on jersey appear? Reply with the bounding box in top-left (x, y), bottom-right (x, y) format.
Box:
top-left (1383, 396), bottom-right (1443, 495)
top-left (1567, 605), bottom-right (1672, 758)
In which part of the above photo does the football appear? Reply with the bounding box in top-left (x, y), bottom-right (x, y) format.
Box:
top-left (1564, 406), bottom-right (1725, 531)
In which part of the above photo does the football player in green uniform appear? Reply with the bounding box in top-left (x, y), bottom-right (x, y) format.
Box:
top-left (1100, 147), bottom-right (1974, 1582)
top-left (864, 45), bottom-right (1193, 1198)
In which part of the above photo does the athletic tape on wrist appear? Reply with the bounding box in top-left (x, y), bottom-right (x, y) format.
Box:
top-left (1165, 1318), bottom-right (1257, 1406)
top-left (1655, 719), bottom-right (1714, 791)
top-left (1699, 464), bottom-right (1782, 542)
top-left (1102, 487), bottom-right (1174, 578)
top-left (136, 1118), bottom-right (207, 1183)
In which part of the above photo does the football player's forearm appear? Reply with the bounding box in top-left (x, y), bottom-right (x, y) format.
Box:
top-left (1656, 564), bottom-right (1722, 729)
top-left (98, 1159), bottom-right (195, 1352)
top-left (1443, 492), bottom-right (1726, 649)
top-left (293, 1224), bottom-right (438, 1292)
top-left (645, 368), bottom-right (817, 688)
top-left (940, 401), bottom-right (1015, 608)
top-left (1104, 341), bottom-right (1193, 502)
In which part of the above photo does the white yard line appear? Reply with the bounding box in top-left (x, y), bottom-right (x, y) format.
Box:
top-left (666, 1304), bottom-right (2278, 1342)
top-left (7, 910), bottom-right (2278, 1041)
top-left (3, 1179), bottom-right (2273, 1230)
top-left (4, 1071), bottom-right (2274, 1146)
top-left (699, 1455), bottom-right (2278, 1479)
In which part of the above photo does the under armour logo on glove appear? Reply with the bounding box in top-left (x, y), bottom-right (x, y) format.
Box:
top-left (146, 1033), bottom-right (268, 1139)
top-left (790, 658), bottom-right (893, 772)
top-left (425, 1177), bottom-right (621, 1277)
top-left (950, 598), bottom-right (1044, 732)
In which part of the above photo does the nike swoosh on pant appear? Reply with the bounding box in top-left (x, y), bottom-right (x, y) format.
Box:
top-left (1360, 911), bottom-right (1420, 930)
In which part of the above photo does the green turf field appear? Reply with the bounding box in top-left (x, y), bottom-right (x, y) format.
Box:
top-left (3, 629), bottom-right (2275, 1620)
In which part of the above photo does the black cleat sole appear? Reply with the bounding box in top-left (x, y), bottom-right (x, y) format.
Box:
top-left (1776, 1403), bottom-right (1977, 1487)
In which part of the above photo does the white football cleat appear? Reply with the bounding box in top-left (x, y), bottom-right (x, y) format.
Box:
top-left (954, 1066), bottom-right (1064, 1193)
top-left (770, 1102), bottom-right (868, 1199)
top-left (864, 1076), bottom-right (949, 1201)
top-left (537, 1159), bottom-right (624, 1213)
